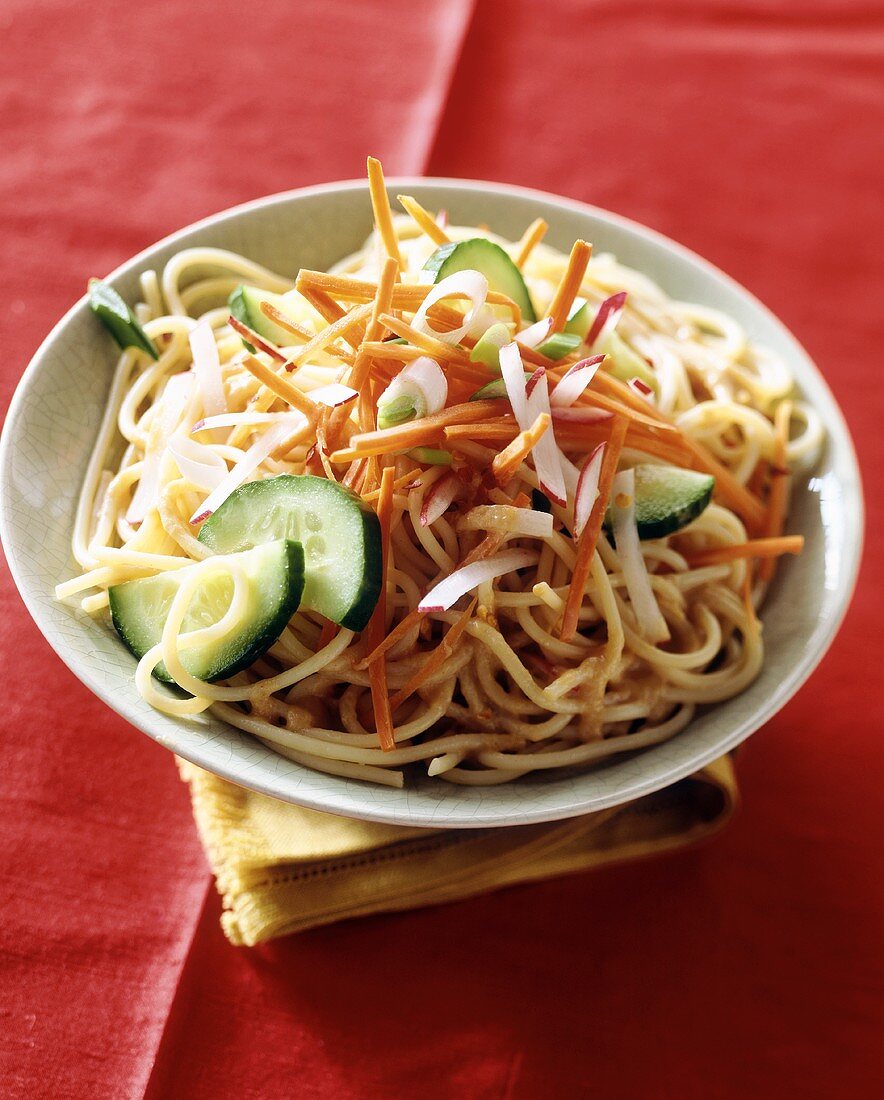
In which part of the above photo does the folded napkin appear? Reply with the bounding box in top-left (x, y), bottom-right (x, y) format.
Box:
top-left (178, 757), bottom-right (737, 945)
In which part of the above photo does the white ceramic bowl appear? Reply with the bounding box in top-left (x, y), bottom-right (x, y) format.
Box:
top-left (0, 179), bottom-right (863, 828)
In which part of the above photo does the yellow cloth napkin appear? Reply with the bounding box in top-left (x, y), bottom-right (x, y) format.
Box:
top-left (178, 757), bottom-right (738, 945)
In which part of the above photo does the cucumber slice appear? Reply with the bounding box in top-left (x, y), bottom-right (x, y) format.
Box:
top-left (198, 474), bottom-right (382, 631)
top-left (537, 331), bottom-right (581, 361)
top-left (564, 297), bottom-right (591, 340)
top-left (601, 330), bottom-right (658, 394)
top-left (470, 372), bottom-right (533, 401)
top-left (228, 285), bottom-right (295, 349)
top-left (606, 464), bottom-right (714, 540)
top-left (109, 540), bottom-right (304, 683)
top-left (88, 279), bottom-right (159, 360)
top-left (424, 239), bottom-right (537, 322)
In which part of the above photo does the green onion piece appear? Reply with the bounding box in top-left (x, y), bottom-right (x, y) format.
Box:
top-left (469, 322), bottom-right (512, 369)
top-left (377, 394), bottom-right (418, 430)
top-left (537, 332), bottom-right (582, 360)
top-left (470, 371), bottom-right (533, 401)
top-left (88, 278), bottom-right (159, 360)
top-left (408, 447), bottom-right (452, 466)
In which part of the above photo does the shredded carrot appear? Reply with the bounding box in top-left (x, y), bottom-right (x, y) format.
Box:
top-left (514, 217), bottom-right (549, 268)
top-left (240, 354), bottom-right (318, 419)
top-left (759, 400), bottom-right (793, 582)
top-left (228, 316), bottom-right (288, 362)
top-left (491, 413), bottom-right (551, 484)
top-left (330, 399), bottom-right (510, 461)
top-left (389, 599), bottom-right (477, 711)
top-left (740, 566), bottom-right (760, 637)
top-left (366, 465), bottom-right (396, 751)
top-left (397, 194), bottom-right (451, 246)
top-left (460, 532), bottom-right (507, 568)
top-left (348, 257), bottom-right (399, 411)
top-left (367, 157), bottom-right (402, 271)
top-left (342, 456), bottom-right (367, 490)
top-left (361, 467), bottom-right (422, 503)
top-left (560, 417), bottom-right (628, 641)
top-left (256, 300), bottom-right (316, 345)
top-left (547, 240), bottom-right (592, 331)
top-left (682, 535), bottom-right (804, 569)
top-left (354, 606), bottom-right (423, 670)
top-left (295, 270), bottom-right (521, 317)
top-left (378, 314), bottom-right (476, 367)
top-left (288, 303), bottom-right (372, 365)
top-left (747, 458), bottom-right (768, 498)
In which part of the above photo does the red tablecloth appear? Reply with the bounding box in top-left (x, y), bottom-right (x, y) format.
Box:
top-left (1, 1), bottom-right (882, 1096)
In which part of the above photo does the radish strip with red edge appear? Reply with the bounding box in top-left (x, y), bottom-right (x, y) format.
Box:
top-left (629, 377), bottom-right (654, 400)
top-left (412, 270), bottom-right (488, 346)
top-left (610, 468), bottom-right (670, 643)
top-left (420, 471), bottom-right (459, 526)
top-left (525, 367), bottom-right (546, 398)
top-left (192, 412), bottom-right (288, 433)
top-left (551, 406), bottom-right (613, 425)
top-left (525, 371), bottom-right (566, 506)
top-left (309, 383), bottom-right (359, 408)
top-left (586, 292), bottom-right (627, 350)
top-left (499, 342), bottom-right (530, 425)
top-left (189, 413), bottom-right (305, 524)
top-left (166, 434), bottom-right (227, 492)
top-left (573, 443), bottom-right (605, 538)
top-left (549, 354), bottom-right (605, 408)
top-left (228, 315), bottom-right (287, 362)
top-left (189, 321), bottom-right (226, 416)
top-left (419, 549), bottom-right (539, 612)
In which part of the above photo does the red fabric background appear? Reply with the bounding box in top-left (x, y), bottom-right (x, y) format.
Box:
top-left (1, 1), bottom-right (881, 1096)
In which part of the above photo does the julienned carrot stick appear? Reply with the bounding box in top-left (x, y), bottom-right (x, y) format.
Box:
top-left (678, 436), bottom-right (767, 536)
top-left (348, 257), bottom-right (399, 407)
top-left (329, 399), bottom-right (511, 461)
top-left (316, 618), bottom-right (338, 650)
top-left (378, 314), bottom-right (476, 367)
top-left (548, 239), bottom-right (592, 331)
top-left (397, 194), bottom-right (451, 246)
top-left (295, 270), bottom-right (521, 317)
top-left (354, 606), bottom-right (424, 670)
top-left (367, 156), bottom-right (402, 270)
top-left (514, 217), bottom-right (549, 268)
top-left (257, 300), bottom-right (315, 344)
top-left (560, 417), bottom-right (628, 642)
top-left (759, 400), bottom-right (793, 582)
top-left (288, 303), bottom-right (372, 365)
top-left (682, 536), bottom-right (804, 569)
top-left (389, 599), bottom-right (477, 711)
top-left (240, 354), bottom-right (318, 419)
top-left (367, 465), bottom-right (396, 751)
top-left (491, 413), bottom-right (551, 484)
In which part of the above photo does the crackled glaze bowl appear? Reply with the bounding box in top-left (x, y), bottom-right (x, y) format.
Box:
top-left (0, 180), bottom-right (863, 827)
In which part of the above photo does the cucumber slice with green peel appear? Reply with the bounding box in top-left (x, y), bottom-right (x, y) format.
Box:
top-left (537, 331), bottom-right (582, 361)
top-left (198, 474), bottom-right (382, 631)
top-left (424, 239), bottom-right (537, 322)
top-left (606, 464), bottom-right (714, 540)
top-left (470, 322), bottom-right (512, 369)
top-left (88, 279), bottom-right (159, 360)
top-left (228, 285), bottom-right (295, 349)
top-left (109, 540), bottom-right (305, 683)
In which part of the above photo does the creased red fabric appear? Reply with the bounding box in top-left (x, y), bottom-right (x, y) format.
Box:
top-left (1, 0), bottom-right (882, 1097)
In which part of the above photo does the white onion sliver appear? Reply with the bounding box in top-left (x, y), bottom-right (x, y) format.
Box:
top-left (499, 342), bottom-right (530, 425)
top-left (192, 412), bottom-right (288, 433)
top-left (190, 414), bottom-right (305, 524)
top-left (309, 383), bottom-right (359, 408)
top-left (166, 434), bottom-right (228, 493)
top-left (420, 471), bottom-right (459, 527)
top-left (558, 449), bottom-right (581, 498)
top-left (127, 372), bottom-right (194, 524)
top-left (610, 469), bottom-right (670, 643)
top-left (549, 354), bottom-right (605, 408)
top-left (412, 270), bottom-right (488, 346)
top-left (586, 291), bottom-right (627, 350)
top-left (459, 505), bottom-right (554, 539)
top-left (525, 371), bottom-right (566, 506)
top-left (516, 317), bottom-right (554, 349)
top-left (419, 549), bottom-right (539, 612)
top-left (573, 443), bottom-right (605, 538)
top-left (189, 321), bottom-right (227, 417)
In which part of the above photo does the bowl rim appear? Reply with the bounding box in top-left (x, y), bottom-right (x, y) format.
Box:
top-left (0, 176), bottom-right (865, 827)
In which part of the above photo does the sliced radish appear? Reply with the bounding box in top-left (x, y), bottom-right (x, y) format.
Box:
top-left (228, 315), bottom-right (287, 362)
top-left (610, 468), bottom-right (670, 643)
top-left (420, 471), bottom-right (460, 526)
top-left (516, 316), bottom-right (554, 349)
top-left (166, 433), bottom-right (228, 492)
top-left (549, 354), bottom-right (605, 408)
top-left (586, 292), bottom-right (627, 350)
top-left (573, 443), bottom-right (605, 538)
top-left (127, 372), bottom-right (193, 524)
top-left (551, 406), bottom-right (613, 425)
top-left (459, 505), bottom-right (554, 538)
top-left (419, 549), bottom-right (539, 612)
top-left (499, 342), bottom-right (530, 424)
top-left (525, 371), bottom-right (566, 506)
top-left (525, 367), bottom-right (546, 398)
top-left (309, 383), bottom-right (359, 408)
top-left (629, 377), bottom-right (654, 400)
top-left (189, 321), bottom-right (226, 416)
top-left (190, 413), bottom-right (305, 524)
top-left (192, 411), bottom-right (288, 433)
top-left (558, 449), bottom-right (581, 498)
top-left (412, 270), bottom-right (488, 346)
